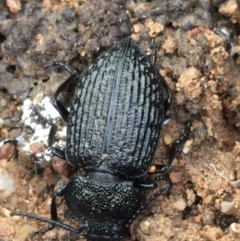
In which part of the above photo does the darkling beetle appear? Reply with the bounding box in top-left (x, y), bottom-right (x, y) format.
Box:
top-left (11, 37), bottom-right (191, 240)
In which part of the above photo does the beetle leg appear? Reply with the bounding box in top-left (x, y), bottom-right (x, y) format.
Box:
top-left (133, 178), bottom-right (157, 189)
top-left (11, 211), bottom-right (82, 236)
top-left (149, 122), bottom-right (191, 174)
top-left (10, 214), bottom-right (82, 239)
top-left (126, 182), bottom-right (171, 227)
top-left (162, 121), bottom-right (191, 171)
top-left (10, 185), bottom-right (74, 237)
top-left (162, 78), bottom-right (172, 116)
top-left (149, 38), bottom-right (172, 114)
top-left (50, 185), bottom-right (67, 221)
top-left (133, 174), bottom-right (171, 190)
top-left (150, 38), bottom-right (157, 66)
top-left (158, 73), bottom-right (172, 121)
top-left (45, 61), bottom-right (77, 122)
top-left (48, 124), bottom-right (66, 159)
top-left (31, 185), bottom-right (67, 237)
top-left (147, 175), bottom-right (172, 197)
top-left (51, 147), bottom-right (66, 159)
top-left (10, 185), bottom-right (87, 237)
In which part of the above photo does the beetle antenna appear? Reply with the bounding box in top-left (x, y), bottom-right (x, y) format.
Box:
top-left (10, 211), bottom-right (82, 234)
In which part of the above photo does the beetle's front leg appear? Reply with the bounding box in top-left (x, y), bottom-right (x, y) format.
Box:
top-left (10, 186), bottom-right (68, 238)
top-left (11, 184), bottom-right (86, 238)
top-left (29, 185), bottom-right (67, 238)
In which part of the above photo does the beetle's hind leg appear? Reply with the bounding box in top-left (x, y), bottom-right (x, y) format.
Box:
top-left (127, 177), bottom-right (171, 227)
top-left (133, 174), bottom-right (172, 191)
top-left (149, 121), bottom-right (191, 174)
top-left (45, 61), bottom-right (77, 122)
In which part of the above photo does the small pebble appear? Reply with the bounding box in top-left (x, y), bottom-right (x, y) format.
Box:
top-left (220, 201), bottom-right (236, 214)
top-left (173, 198), bottom-right (187, 211)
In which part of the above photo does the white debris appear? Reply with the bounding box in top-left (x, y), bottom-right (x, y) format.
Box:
top-left (230, 223), bottom-right (240, 233)
top-left (209, 163), bottom-right (240, 185)
top-left (0, 168), bottom-right (15, 199)
top-left (38, 96), bottom-right (61, 120)
top-left (183, 139), bottom-right (193, 154)
top-left (220, 201), bottom-right (235, 214)
top-left (16, 96), bottom-right (66, 161)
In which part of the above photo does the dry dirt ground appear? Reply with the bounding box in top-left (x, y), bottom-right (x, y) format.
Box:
top-left (1, 0), bottom-right (240, 241)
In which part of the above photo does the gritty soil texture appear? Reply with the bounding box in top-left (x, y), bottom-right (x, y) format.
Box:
top-left (1, 0), bottom-right (240, 241)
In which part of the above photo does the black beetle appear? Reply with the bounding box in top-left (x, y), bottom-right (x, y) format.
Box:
top-left (11, 37), bottom-right (190, 240)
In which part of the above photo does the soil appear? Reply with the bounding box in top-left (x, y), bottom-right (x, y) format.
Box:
top-left (1, 0), bottom-right (240, 241)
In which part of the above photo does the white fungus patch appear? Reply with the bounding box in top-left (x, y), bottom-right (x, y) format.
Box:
top-left (15, 96), bottom-right (66, 161)
top-left (36, 96), bottom-right (62, 120)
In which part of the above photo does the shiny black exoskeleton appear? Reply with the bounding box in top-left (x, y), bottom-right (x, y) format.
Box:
top-left (11, 37), bottom-right (190, 241)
